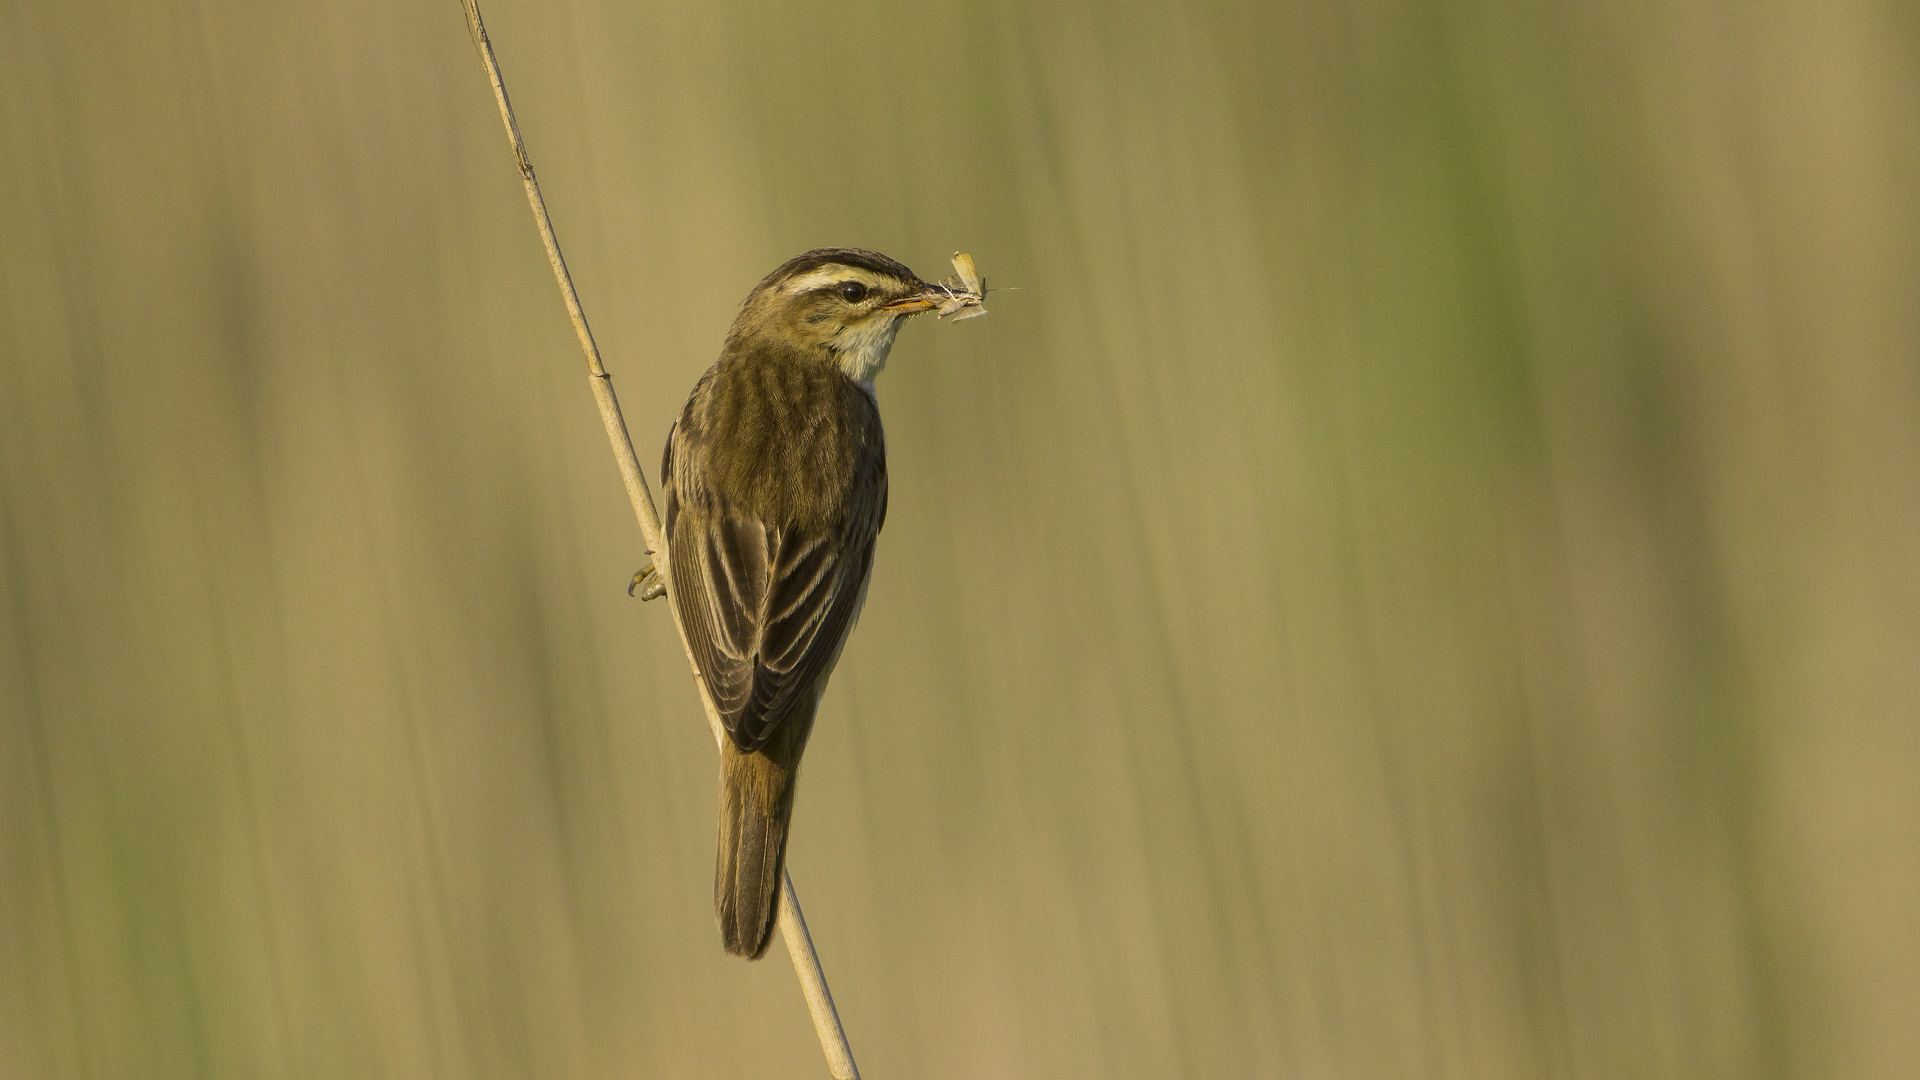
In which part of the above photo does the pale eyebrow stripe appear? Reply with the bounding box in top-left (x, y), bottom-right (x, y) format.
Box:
top-left (781, 267), bottom-right (893, 294)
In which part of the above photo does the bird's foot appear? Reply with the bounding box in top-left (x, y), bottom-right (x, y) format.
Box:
top-left (629, 561), bottom-right (666, 601)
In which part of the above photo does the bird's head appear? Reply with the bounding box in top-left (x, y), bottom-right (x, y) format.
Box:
top-left (726, 248), bottom-right (950, 384)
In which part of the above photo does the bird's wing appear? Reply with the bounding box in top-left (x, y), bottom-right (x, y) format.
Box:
top-left (669, 474), bottom-right (884, 754)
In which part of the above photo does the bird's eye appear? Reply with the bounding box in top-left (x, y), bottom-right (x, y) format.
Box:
top-left (837, 281), bottom-right (869, 303)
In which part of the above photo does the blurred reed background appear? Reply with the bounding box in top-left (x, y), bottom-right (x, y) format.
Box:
top-left (3, 0), bottom-right (1917, 1077)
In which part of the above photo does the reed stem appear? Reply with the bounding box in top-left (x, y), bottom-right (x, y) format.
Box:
top-left (457, 4), bottom-right (860, 1075)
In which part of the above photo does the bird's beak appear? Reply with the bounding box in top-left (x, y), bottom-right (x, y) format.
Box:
top-left (883, 281), bottom-right (949, 314)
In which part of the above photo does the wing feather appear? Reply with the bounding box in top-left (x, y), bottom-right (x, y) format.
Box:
top-left (664, 415), bottom-right (886, 753)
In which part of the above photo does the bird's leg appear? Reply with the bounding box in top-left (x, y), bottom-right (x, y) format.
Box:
top-left (629, 559), bottom-right (666, 601)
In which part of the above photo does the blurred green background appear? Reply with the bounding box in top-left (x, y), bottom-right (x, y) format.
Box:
top-left (4, 0), bottom-right (1918, 1077)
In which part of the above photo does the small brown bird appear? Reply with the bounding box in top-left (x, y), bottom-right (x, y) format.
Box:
top-left (649, 249), bottom-right (955, 958)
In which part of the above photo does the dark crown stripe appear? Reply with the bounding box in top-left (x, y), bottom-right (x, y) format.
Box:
top-left (754, 248), bottom-right (921, 293)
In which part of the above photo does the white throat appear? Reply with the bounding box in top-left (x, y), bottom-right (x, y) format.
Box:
top-left (834, 314), bottom-right (904, 385)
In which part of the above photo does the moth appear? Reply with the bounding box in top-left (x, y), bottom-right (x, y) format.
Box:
top-left (935, 251), bottom-right (990, 321)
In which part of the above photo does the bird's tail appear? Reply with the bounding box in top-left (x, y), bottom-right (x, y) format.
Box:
top-left (715, 736), bottom-right (801, 959)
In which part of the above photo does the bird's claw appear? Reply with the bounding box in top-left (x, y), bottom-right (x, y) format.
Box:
top-left (629, 561), bottom-right (666, 601)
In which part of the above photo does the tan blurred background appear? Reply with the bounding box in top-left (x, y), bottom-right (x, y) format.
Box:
top-left (4, 0), bottom-right (1918, 1077)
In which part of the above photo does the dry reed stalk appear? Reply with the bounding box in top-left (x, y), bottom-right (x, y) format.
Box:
top-left (457, 3), bottom-right (859, 1076)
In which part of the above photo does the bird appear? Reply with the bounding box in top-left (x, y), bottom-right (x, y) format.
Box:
top-left (638, 249), bottom-right (956, 958)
